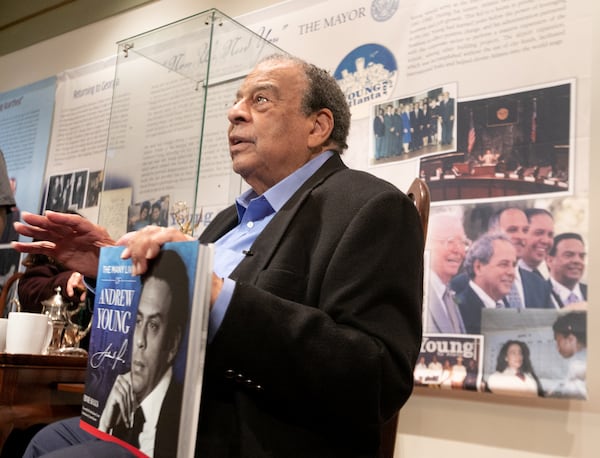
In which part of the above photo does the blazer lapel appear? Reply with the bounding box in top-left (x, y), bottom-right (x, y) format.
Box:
top-left (198, 205), bottom-right (238, 243)
top-left (229, 154), bottom-right (347, 284)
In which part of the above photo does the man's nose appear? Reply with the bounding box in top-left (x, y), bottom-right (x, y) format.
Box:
top-left (228, 99), bottom-right (250, 123)
top-left (136, 328), bottom-right (147, 348)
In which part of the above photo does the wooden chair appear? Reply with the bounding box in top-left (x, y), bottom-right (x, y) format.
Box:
top-left (380, 178), bottom-right (430, 458)
top-left (406, 177), bottom-right (430, 238)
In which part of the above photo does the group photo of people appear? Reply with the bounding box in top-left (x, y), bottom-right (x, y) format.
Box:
top-left (371, 84), bottom-right (456, 164)
top-left (414, 335), bottom-right (482, 392)
top-left (44, 169), bottom-right (104, 212)
top-left (420, 194), bottom-right (588, 397)
top-left (127, 195), bottom-right (170, 231)
top-left (418, 81), bottom-right (573, 202)
top-left (424, 196), bottom-right (588, 334)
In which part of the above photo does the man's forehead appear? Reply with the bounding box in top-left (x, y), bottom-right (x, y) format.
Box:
top-left (240, 61), bottom-right (303, 91)
top-left (530, 213), bottom-right (553, 226)
top-left (139, 277), bottom-right (173, 313)
top-left (500, 208), bottom-right (527, 225)
top-left (492, 239), bottom-right (516, 256)
top-left (430, 214), bottom-right (464, 235)
top-left (557, 238), bottom-right (585, 252)
top-left (237, 75), bottom-right (279, 97)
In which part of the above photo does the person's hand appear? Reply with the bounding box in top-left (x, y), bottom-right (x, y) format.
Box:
top-left (66, 271), bottom-right (86, 302)
top-left (98, 372), bottom-right (135, 432)
top-left (211, 273), bottom-right (224, 309)
top-left (118, 227), bottom-right (224, 307)
top-left (117, 225), bottom-right (193, 276)
top-left (12, 211), bottom-right (115, 277)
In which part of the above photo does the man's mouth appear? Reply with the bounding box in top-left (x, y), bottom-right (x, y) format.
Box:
top-left (132, 360), bottom-right (145, 374)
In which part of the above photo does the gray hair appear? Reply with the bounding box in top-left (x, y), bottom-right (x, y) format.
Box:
top-left (463, 233), bottom-right (512, 279)
top-left (259, 54), bottom-right (351, 152)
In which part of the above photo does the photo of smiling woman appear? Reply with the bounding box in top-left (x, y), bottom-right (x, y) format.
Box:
top-left (486, 340), bottom-right (543, 397)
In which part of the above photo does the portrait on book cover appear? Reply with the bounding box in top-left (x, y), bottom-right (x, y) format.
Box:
top-left (82, 243), bottom-right (198, 457)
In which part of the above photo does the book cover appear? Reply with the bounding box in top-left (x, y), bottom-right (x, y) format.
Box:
top-left (414, 333), bottom-right (484, 392)
top-left (80, 241), bottom-right (213, 458)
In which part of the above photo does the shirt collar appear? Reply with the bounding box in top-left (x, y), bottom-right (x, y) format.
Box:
top-left (140, 367), bottom-right (172, 429)
top-left (235, 150), bottom-right (334, 221)
top-left (550, 277), bottom-right (582, 300)
top-left (469, 280), bottom-right (500, 309)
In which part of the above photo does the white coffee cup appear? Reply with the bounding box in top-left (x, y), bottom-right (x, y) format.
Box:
top-left (0, 318), bottom-right (8, 352)
top-left (6, 312), bottom-right (53, 354)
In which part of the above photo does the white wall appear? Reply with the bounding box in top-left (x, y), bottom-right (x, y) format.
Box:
top-left (1, 0), bottom-right (598, 456)
top-left (0, 0), bottom-right (279, 93)
top-left (396, 3), bottom-right (600, 457)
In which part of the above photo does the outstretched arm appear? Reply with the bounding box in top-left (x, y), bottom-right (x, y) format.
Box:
top-left (12, 211), bottom-right (115, 277)
top-left (13, 213), bottom-right (219, 303)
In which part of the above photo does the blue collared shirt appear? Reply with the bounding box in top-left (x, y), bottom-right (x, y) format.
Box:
top-left (209, 150), bottom-right (334, 341)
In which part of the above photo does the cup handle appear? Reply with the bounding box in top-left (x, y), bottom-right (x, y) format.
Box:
top-left (42, 320), bottom-right (53, 354)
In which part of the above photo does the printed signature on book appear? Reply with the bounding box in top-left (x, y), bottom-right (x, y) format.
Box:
top-left (90, 340), bottom-right (129, 369)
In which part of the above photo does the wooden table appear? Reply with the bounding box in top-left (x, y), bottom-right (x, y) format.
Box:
top-left (0, 353), bottom-right (87, 451)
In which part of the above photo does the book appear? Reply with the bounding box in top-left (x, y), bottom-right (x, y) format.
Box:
top-left (79, 241), bottom-right (213, 458)
top-left (414, 333), bottom-right (484, 392)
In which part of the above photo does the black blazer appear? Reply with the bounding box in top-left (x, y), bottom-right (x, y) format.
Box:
top-left (455, 285), bottom-right (487, 334)
top-left (549, 281), bottom-right (588, 308)
top-left (451, 267), bottom-right (552, 309)
top-left (196, 154), bottom-right (424, 457)
top-left (111, 377), bottom-right (183, 458)
top-left (520, 268), bottom-right (552, 308)
top-left (154, 378), bottom-right (184, 458)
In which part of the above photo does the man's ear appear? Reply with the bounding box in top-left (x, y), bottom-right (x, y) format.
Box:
top-left (546, 254), bottom-right (555, 270)
top-left (307, 108), bottom-right (334, 149)
top-left (473, 259), bottom-right (482, 276)
top-left (167, 328), bottom-right (183, 365)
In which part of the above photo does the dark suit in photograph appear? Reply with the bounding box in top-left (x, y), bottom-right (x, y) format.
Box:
top-left (373, 113), bottom-right (385, 159)
top-left (549, 281), bottom-right (588, 308)
top-left (196, 153), bottom-right (424, 457)
top-left (455, 285), bottom-right (488, 334)
top-left (520, 268), bottom-right (553, 308)
top-left (409, 109), bottom-right (421, 149)
top-left (419, 106), bottom-right (432, 144)
top-left (111, 378), bottom-right (183, 458)
top-left (451, 268), bottom-right (552, 310)
top-left (439, 97), bottom-right (455, 145)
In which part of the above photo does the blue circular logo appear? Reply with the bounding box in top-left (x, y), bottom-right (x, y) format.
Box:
top-left (334, 44), bottom-right (398, 107)
top-left (371, 0), bottom-right (399, 22)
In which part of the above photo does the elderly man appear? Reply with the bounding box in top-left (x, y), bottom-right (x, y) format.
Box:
top-left (455, 233), bottom-right (517, 334)
top-left (547, 233), bottom-right (588, 308)
top-left (425, 211), bottom-right (469, 333)
top-left (18, 55), bottom-right (423, 458)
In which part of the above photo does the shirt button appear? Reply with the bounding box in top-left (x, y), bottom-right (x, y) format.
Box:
top-left (224, 369), bottom-right (235, 379)
top-left (247, 221), bottom-right (254, 228)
